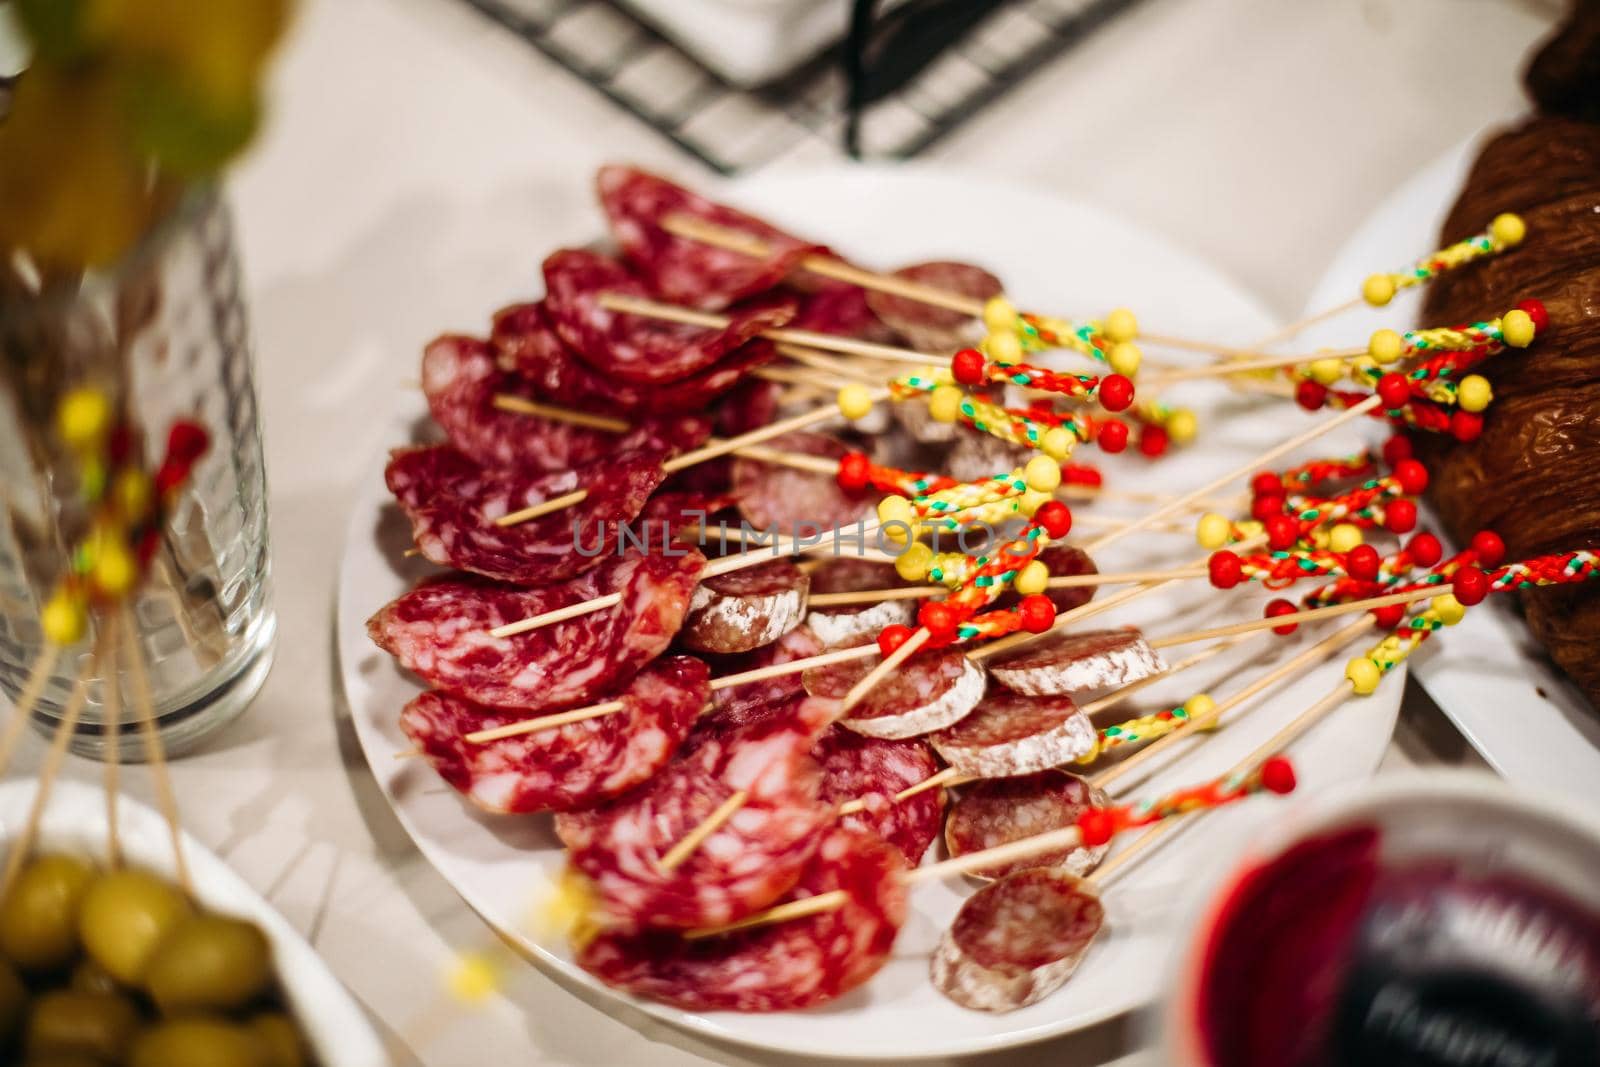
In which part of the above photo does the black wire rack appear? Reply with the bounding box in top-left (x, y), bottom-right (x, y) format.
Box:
top-left (457, 0), bottom-right (1144, 174)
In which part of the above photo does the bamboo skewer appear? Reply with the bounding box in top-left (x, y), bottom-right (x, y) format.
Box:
top-left (1138, 346), bottom-right (1365, 388)
top-left (0, 674), bottom-right (90, 899)
top-left (805, 566), bottom-right (1211, 608)
top-left (121, 609), bottom-right (191, 894)
top-left (100, 627), bottom-right (123, 868)
top-left (0, 644), bottom-right (62, 781)
top-left (657, 791), bottom-right (748, 873)
top-left (1248, 297), bottom-right (1366, 351)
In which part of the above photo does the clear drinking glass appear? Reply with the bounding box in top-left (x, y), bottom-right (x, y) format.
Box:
top-left (0, 189), bottom-right (275, 758)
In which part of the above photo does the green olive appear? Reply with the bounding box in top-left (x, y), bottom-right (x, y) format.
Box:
top-left (0, 957), bottom-right (27, 1046)
top-left (248, 1011), bottom-right (307, 1067)
top-left (128, 1017), bottom-right (268, 1067)
top-left (144, 915), bottom-right (272, 1014)
top-left (67, 959), bottom-right (120, 996)
top-left (77, 870), bottom-right (191, 986)
top-left (24, 989), bottom-right (141, 1061)
top-left (0, 855), bottom-right (94, 972)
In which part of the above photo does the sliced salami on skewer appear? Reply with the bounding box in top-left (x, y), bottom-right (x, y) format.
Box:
top-left (399, 656), bottom-right (708, 814)
top-left (813, 726), bottom-right (944, 865)
top-left (804, 558), bottom-right (917, 647)
top-left (731, 431), bottom-right (872, 532)
top-left (803, 636), bottom-right (985, 740)
top-left (930, 868), bottom-right (1104, 1013)
top-left (867, 260), bottom-right (1001, 352)
top-left (943, 771), bottom-right (1110, 880)
top-left (930, 691), bottom-right (1097, 779)
top-left (576, 825), bottom-right (907, 1013)
top-left (700, 625), bottom-right (824, 734)
top-left (988, 627), bottom-right (1167, 698)
top-left (680, 557), bottom-right (810, 654)
top-left (367, 549), bottom-right (703, 710)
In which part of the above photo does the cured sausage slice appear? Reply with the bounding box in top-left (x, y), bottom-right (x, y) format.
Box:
top-left (543, 248), bottom-right (794, 385)
top-left (931, 869), bottom-right (1104, 1012)
top-left (400, 656), bottom-right (709, 813)
top-left (731, 431), bottom-right (871, 533)
top-left (988, 628), bottom-right (1165, 697)
top-left (813, 726), bottom-right (943, 865)
top-left (367, 549), bottom-right (704, 709)
top-left (596, 165), bottom-right (821, 311)
top-left (930, 691), bottom-right (1097, 779)
top-left (943, 771), bottom-right (1109, 880)
top-left (866, 261), bottom-right (1001, 352)
top-left (680, 558), bottom-right (810, 654)
top-left (576, 825), bottom-right (907, 1012)
top-left (385, 443), bottom-right (667, 585)
top-left (803, 636), bottom-right (985, 739)
top-left (805, 558), bottom-right (917, 647)
top-left (700, 625), bottom-right (824, 735)
top-left (555, 696), bottom-right (837, 931)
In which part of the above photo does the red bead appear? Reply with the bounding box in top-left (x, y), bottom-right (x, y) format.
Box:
top-left (1097, 419), bottom-right (1129, 453)
top-left (1470, 530), bottom-right (1506, 568)
top-left (1260, 756), bottom-right (1297, 795)
top-left (877, 624), bottom-right (913, 657)
top-left (951, 347), bottom-right (987, 386)
top-left (1033, 501), bottom-right (1073, 539)
top-left (1251, 472), bottom-right (1283, 497)
top-left (1516, 298), bottom-right (1549, 334)
top-left (1208, 550), bottom-right (1243, 589)
top-left (166, 420), bottom-right (210, 466)
top-left (1138, 425), bottom-right (1169, 458)
top-left (1265, 598), bottom-right (1300, 636)
top-left (1385, 498), bottom-right (1418, 534)
top-left (1346, 544), bottom-right (1381, 582)
top-left (1408, 532), bottom-right (1443, 568)
top-left (1453, 565), bottom-right (1490, 606)
top-left (1382, 434), bottom-right (1413, 468)
top-left (1450, 410), bottom-right (1483, 442)
top-left (1265, 513), bottom-right (1299, 552)
top-left (1251, 493), bottom-right (1286, 523)
top-left (1063, 464), bottom-right (1102, 487)
top-left (1371, 603), bottom-right (1405, 629)
top-left (1018, 594), bottom-right (1056, 634)
top-left (1377, 372), bottom-right (1411, 410)
top-left (836, 451), bottom-right (871, 493)
top-left (1393, 459), bottom-right (1429, 496)
top-left (1076, 807), bottom-right (1115, 848)
top-left (154, 461), bottom-right (188, 497)
top-left (1098, 374), bottom-right (1135, 413)
top-left (918, 602), bottom-right (959, 638)
top-left (1295, 380), bottom-right (1328, 411)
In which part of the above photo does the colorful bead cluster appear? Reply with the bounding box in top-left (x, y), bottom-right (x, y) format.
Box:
top-left (1074, 756), bottom-right (1298, 847)
top-left (1360, 213), bottom-right (1525, 306)
top-left (1087, 693), bottom-right (1218, 760)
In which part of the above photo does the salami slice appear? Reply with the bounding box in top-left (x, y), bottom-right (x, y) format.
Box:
top-left (555, 696), bottom-right (837, 930)
top-left (1031, 544), bottom-right (1099, 616)
top-left (803, 636), bottom-right (984, 739)
top-left (700, 625), bottom-right (824, 734)
top-left (680, 558), bottom-right (809, 654)
top-left (577, 825), bottom-right (907, 1012)
top-left (367, 549), bottom-right (704, 709)
top-left (805, 557), bottom-right (917, 647)
top-left (931, 690), bottom-right (1096, 779)
top-left (712, 375), bottom-right (783, 437)
top-left (943, 771), bottom-right (1109, 880)
top-left (400, 656), bottom-right (709, 813)
top-left (731, 431), bottom-right (871, 532)
top-left (596, 165), bottom-right (821, 312)
top-left (636, 489), bottom-right (737, 545)
top-left (945, 433), bottom-right (1033, 485)
top-left (787, 284), bottom-right (897, 342)
top-left (813, 726), bottom-right (943, 865)
top-left (988, 628), bottom-right (1166, 697)
top-left (543, 248), bottom-right (794, 385)
top-left (866, 261), bottom-right (1002, 352)
top-left (931, 868), bottom-right (1104, 1012)
top-left (385, 444), bottom-right (666, 585)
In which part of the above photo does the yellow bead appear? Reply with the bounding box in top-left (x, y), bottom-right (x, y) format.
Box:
top-left (1040, 426), bottom-right (1075, 461)
top-left (1107, 341), bottom-right (1142, 377)
top-left (1196, 512), bottom-right (1232, 550)
top-left (1023, 455), bottom-right (1061, 494)
top-left (1309, 358), bottom-right (1345, 386)
top-left (1187, 693), bottom-right (1216, 719)
top-left (894, 542), bottom-right (933, 581)
top-left (982, 296), bottom-right (1018, 334)
top-left (56, 387), bottom-right (112, 453)
top-left (1345, 656), bottom-right (1382, 695)
top-left (1013, 559), bottom-right (1050, 596)
top-left (1368, 329), bottom-right (1405, 364)
top-left (1019, 489), bottom-right (1053, 516)
top-left (1456, 374), bottom-right (1492, 413)
top-left (984, 329), bottom-right (1023, 364)
top-left (1432, 594), bottom-right (1466, 625)
top-left (1103, 307), bottom-right (1139, 344)
top-left (92, 540), bottom-right (138, 600)
top-left (1490, 212), bottom-right (1525, 247)
top-left (836, 384), bottom-right (874, 421)
top-left (112, 468), bottom-right (153, 523)
top-left (1362, 273), bottom-right (1396, 307)
top-left (41, 588), bottom-right (87, 646)
top-left (1328, 523), bottom-right (1363, 553)
top-left (928, 384), bottom-right (964, 423)
top-left (1235, 520), bottom-right (1264, 539)
top-left (1501, 309), bottom-right (1536, 348)
top-left (447, 952), bottom-right (503, 1005)
top-left (877, 495), bottom-right (913, 527)
top-left (1166, 408), bottom-right (1198, 444)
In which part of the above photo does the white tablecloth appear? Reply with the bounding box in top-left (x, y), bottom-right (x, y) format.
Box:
top-left (19, 0), bottom-right (1557, 1062)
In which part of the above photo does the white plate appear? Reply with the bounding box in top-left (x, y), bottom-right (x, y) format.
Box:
top-left (1301, 141), bottom-right (1600, 802)
top-left (0, 779), bottom-right (388, 1067)
top-left (335, 166), bottom-right (1403, 1058)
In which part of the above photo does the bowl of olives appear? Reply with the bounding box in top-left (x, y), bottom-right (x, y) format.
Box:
top-left (0, 779), bottom-right (388, 1066)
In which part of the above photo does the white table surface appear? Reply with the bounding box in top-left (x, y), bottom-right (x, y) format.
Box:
top-left (13, 0), bottom-right (1566, 1063)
